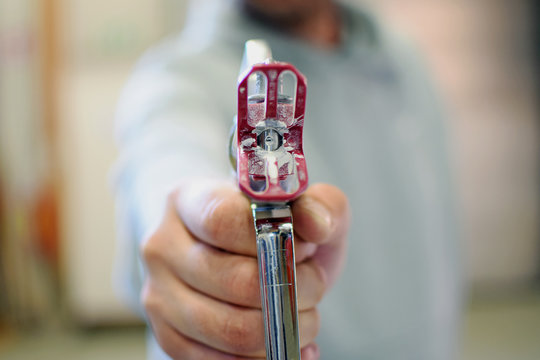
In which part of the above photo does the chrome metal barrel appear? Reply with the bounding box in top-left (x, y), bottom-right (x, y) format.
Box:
top-left (252, 203), bottom-right (300, 360)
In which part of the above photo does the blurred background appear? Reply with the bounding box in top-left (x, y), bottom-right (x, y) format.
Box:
top-left (0, 0), bottom-right (538, 359)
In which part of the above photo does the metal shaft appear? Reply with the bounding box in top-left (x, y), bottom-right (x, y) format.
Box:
top-left (252, 203), bottom-right (301, 360)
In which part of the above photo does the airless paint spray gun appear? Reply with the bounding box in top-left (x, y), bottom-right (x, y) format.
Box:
top-left (230, 40), bottom-right (308, 360)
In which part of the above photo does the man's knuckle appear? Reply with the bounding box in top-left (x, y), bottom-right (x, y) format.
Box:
top-left (154, 327), bottom-right (187, 359)
top-left (205, 200), bottom-right (229, 240)
top-left (204, 195), bottom-right (248, 245)
top-left (166, 189), bottom-right (178, 205)
top-left (141, 282), bottom-right (160, 315)
top-left (223, 261), bottom-right (259, 305)
top-left (141, 231), bottom-right (164, 263)
top-left (222, 315), bottom-right (258, 353)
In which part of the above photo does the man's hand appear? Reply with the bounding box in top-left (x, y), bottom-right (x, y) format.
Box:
top-left (141, 179), bottom-right (350, 359)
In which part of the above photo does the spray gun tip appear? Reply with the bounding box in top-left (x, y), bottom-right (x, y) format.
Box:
top-left (240, 39), bottom-right (273, 75)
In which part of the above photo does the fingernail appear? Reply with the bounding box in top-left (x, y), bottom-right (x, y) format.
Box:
top-left (303, 197), bottom-right (332, 231)
top-left (304, 343), bottom-right (320, 359)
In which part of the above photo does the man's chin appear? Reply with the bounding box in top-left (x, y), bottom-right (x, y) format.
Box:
top-left (241, 0), bottom-right (318, 27)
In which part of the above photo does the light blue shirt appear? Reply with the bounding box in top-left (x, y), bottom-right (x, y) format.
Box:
top-left (114, 1), bottom-right (463, 359)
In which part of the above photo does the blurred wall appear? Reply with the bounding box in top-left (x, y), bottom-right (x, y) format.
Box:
top-left (56, 0), bottom-right (186, 323)
top-left (361, 0), bottom-right (539, 289)
top-left (0, 0), bottom-right (59, 328)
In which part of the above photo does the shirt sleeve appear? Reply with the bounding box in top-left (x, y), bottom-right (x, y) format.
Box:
top-left (111, 49), bottom-right (232, 314)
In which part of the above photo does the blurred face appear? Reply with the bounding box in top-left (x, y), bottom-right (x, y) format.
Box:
top-left (243, 0), bottom-right (331, 24)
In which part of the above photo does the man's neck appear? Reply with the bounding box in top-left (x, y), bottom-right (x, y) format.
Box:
top-left (243, 1), bottom-right (342, 49)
